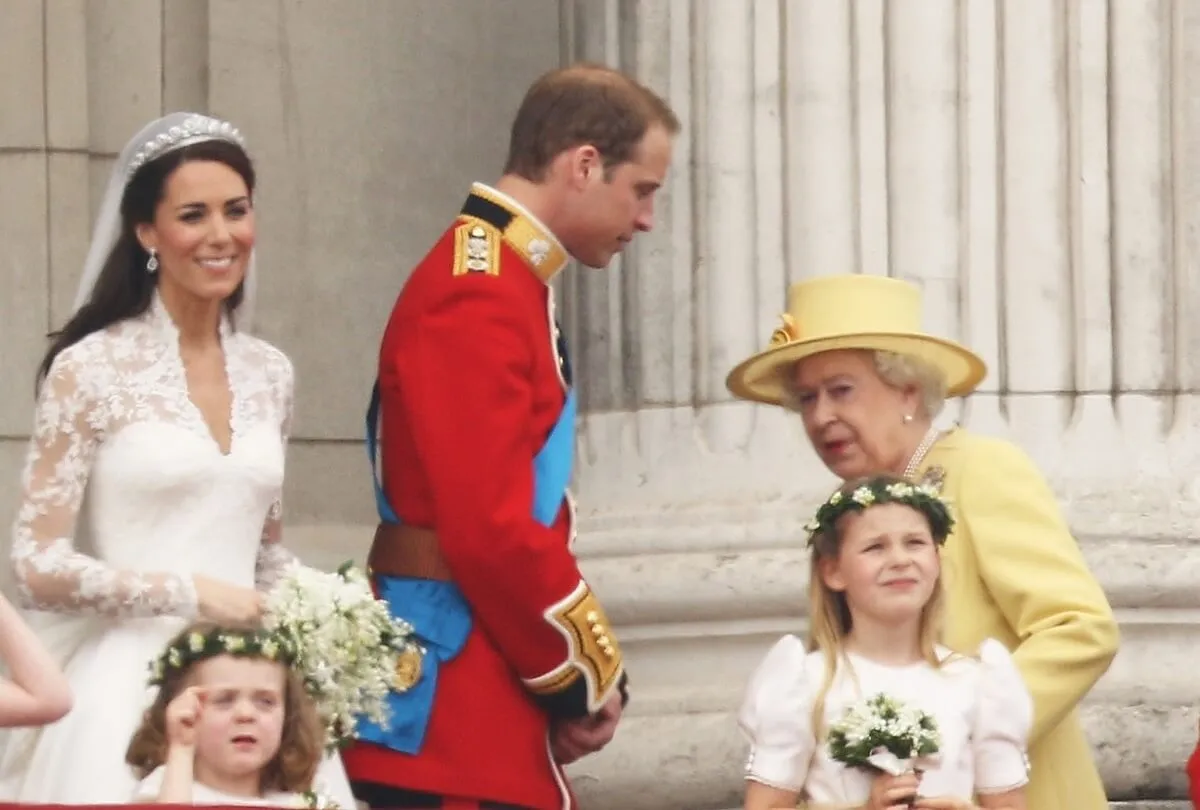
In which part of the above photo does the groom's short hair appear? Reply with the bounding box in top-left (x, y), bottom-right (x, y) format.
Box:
top-left (502, 62), bottom-right (678, 182)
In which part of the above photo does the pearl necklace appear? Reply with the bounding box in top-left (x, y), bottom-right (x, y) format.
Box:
top-left (902, 425), bottom-right (942, 480)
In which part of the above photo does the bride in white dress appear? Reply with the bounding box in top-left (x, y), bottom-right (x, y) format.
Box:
top-left (0, 112), bottom-right (355, 805)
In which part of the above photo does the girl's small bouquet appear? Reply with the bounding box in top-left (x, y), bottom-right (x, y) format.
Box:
top-left (828, 693), bottom-right (940, 805)
top-left (262, 560), bottom-right (422, 752)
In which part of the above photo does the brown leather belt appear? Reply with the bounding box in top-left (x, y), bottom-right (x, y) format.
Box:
top-left (367, 523), bottom-right (454, 582)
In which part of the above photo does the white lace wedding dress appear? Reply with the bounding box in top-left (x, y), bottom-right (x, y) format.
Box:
top-left (0, 298), bottom-right (355, 805)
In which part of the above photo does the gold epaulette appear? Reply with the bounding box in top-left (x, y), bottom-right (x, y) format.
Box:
top-left (451, 218), bottom-right (501, 277)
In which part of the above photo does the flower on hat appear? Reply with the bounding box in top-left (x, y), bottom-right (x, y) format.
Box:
top-left (768, 313), bottom-right (798, 346)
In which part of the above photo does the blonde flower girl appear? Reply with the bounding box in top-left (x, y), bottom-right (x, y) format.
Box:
top-left (739, 475), bottom-right (1032, 810)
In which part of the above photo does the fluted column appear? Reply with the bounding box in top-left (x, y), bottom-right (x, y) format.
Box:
top-left (561, 1), bottom-right (1200, 808)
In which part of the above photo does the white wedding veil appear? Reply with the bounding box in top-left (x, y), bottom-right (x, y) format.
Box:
top-left (71, 111), bottom-right (258, 327)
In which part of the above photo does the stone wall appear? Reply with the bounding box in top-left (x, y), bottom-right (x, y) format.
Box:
top-left (2, 1), bottom-right (1198, 808)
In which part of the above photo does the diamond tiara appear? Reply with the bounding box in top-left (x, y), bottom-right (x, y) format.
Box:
top-left (125, 114), bottom-right (246, 179)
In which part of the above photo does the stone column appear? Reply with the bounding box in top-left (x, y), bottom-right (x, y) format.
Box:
top-left (560, 1), bottom-right (1200, 808)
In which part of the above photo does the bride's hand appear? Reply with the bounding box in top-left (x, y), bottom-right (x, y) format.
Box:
top-left (192, 575), bottom-right (263, 626)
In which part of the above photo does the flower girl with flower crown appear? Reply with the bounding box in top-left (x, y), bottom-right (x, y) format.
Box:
top-left (127, 563), bottom-right (416, 807)
top-left (127, 623), bottom-right (337, 808)
top-left (739, 475), bottom-right (1033, 810)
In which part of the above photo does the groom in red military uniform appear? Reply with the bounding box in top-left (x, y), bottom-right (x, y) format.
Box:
top-left (343, 64), bottom-right (679, 809)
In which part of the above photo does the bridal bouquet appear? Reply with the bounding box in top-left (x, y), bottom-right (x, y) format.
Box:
top-left (262, 561), bottom-right (421, 751)
top-left (828, 693), bottom-right (940, 777)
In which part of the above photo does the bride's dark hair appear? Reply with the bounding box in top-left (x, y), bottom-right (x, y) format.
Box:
top-left (36, 139), bottom-right (256, 388)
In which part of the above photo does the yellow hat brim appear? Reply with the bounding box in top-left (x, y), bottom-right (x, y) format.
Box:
top-left (725, 332), bottom-right (987, 406)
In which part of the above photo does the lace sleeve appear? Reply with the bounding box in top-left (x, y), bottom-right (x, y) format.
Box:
top-left (10, 347), bottom-right (198, 617)
top-left (254, 350), bottom-right (299, 591)
top-left (254, 522), bottom-right (299, 590)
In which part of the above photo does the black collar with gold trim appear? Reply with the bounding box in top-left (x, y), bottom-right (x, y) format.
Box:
top-left (460, 185), bottom-right (569, 283)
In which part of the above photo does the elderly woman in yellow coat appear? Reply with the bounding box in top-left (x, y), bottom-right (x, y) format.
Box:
top-left (725, 275), bottom-right (1118, 810)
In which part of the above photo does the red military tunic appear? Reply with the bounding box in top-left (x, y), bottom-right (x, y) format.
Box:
top-left (341, 183), bottom-right (626, 809)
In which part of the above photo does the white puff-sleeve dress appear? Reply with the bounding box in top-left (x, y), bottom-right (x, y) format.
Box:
top-left (737, 635), bottom-right (1032, 804)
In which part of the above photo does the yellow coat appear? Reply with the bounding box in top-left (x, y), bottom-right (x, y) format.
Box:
top-left (918, 428), bottom-right (1119, 810)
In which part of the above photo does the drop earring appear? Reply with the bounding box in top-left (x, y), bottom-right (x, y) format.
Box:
top-left (146, 248), bottom-right (158, 274)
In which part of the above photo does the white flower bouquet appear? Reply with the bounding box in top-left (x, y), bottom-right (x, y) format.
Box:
top-left (262, 560), bottom-right (421, 751)
top-left (828, 693), bottom-right (940, 779)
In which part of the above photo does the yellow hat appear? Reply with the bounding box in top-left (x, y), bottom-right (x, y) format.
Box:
top-left (725, 275), bottom-right (987, 406)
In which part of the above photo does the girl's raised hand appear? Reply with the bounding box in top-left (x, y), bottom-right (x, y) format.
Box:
top-left (164, 686), bottom-right (206, 748)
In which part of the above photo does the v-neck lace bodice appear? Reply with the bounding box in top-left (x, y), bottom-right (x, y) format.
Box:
top-left (10, 297), bottom-right (298, 618)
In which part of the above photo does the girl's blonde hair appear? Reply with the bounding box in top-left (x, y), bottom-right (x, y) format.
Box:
top-left (125, 622), bottom-right (324, 793)
top-left (804, 475), bottom-right (949, 738)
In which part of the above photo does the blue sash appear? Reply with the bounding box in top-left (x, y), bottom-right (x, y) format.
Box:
top-left (355, 379), bottom-right (577, 754)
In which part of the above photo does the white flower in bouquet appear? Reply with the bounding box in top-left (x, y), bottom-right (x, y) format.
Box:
top-left (827, 693), bottom-right (940, 774)
top-left (262, 560), bottom-right (420, 752)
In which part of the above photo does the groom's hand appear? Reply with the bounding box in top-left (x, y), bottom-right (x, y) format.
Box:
top-left (550, 691), bottom-right (624, 764)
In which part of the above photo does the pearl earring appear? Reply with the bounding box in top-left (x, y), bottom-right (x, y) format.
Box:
top-left (902, 414), bottom-right (914, 424)
top-left (146, 248), bottom-right (158, 274)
